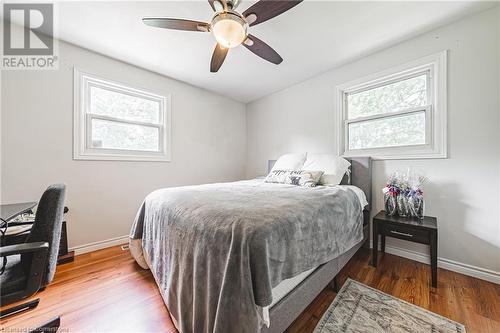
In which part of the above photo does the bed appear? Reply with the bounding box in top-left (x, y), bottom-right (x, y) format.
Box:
top-left (129, 156), bottom-right (372, 333)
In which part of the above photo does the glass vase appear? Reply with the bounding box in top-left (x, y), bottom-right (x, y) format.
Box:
top-left (408, 195), bottom-right (424, 219)
top-left (396, 194), bottom-right (410, 217)
top-left (384, 193), bottom-right (397, 216)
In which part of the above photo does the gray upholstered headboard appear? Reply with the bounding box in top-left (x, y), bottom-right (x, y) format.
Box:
top-left (267, 156), bottom-right (372, 211)
top-left (344, 157), bottom-right (372, 211)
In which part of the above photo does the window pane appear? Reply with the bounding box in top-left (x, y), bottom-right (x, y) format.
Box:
top-left (347, 74), bottom-right (427, 120)
top-left (89, 85), bottom-right (160, 124)
top-left (348, 112), bottom-right (425, 150)
top-left (91, 118), bottom-right (159, 152)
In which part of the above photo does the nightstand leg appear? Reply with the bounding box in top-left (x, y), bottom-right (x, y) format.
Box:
top-left (430, 230), bottom-right (438, 288)
top-left (381, 234), bottom-right (386, 253)
top-left (372, 222), bottom-right (378, 267)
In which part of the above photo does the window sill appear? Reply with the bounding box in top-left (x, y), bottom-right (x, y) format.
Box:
top-left (73, 151), bottom-right (171, 162)
top-left (344, 150), bottom-right (449, 161)
top-left (339, 140), bottom-right (449, 162)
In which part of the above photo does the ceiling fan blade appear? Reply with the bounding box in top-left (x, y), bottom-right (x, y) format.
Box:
top-left (210, 44), bottom-right (229, 72)
top-left (242, 0), bottom-right (302, 27)
top-left (208, 0), bottom-right (228, 12)
top-left (142, 18), bottom-right (209, 32)
top-left (243, 34), bottom-right (283, 65)
top-left (208, 0), bottom-right (216, 11)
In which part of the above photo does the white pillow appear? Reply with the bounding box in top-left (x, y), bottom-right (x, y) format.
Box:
top-left (270, 153), bottom-right (306, 172)
top-left (303, 154), bottom-right (351, 186)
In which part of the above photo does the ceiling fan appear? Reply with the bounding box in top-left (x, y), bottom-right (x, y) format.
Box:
top-left (142, 0), bottom-right (303, 72)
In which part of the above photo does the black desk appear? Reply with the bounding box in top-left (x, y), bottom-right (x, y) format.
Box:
top-left (0, 202), bottom-right (37, 227)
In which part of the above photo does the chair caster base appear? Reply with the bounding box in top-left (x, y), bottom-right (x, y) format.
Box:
top-left (0, 298), bottom-right (40, 319)
top-left (28, 316), bottom-right (61, 333)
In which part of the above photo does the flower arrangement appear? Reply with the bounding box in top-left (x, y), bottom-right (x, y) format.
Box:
top-left (382, 169), bottom-right (426, 219)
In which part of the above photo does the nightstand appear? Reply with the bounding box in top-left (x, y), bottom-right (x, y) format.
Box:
top-left (371, 211), bottom-right (438, 287)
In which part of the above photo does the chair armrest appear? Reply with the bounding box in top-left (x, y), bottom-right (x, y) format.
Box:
top-left (0, 242), bottom-right (49, 304)
top-left (0, 242), bottom-right (49, 257)
top-left (7, 221), bottom-right (34, 227)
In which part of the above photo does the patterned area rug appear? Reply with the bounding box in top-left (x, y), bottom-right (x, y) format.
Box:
top-left (314, 278), bottom-right (466, 333)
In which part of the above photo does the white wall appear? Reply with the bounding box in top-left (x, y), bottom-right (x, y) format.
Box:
top-left (498, 6), bottom-right (500, 267)
top-left (247, 8), bottom-right (500, 278)
top-left (1, 39), bottom-right (247, 250)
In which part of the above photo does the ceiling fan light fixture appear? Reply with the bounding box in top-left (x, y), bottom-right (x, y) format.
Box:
top-left (142, 0), bottom-right (304, 72)
top-left (211, 12), bottom-right (247, 49)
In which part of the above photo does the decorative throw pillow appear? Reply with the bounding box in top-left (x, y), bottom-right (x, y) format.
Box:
top-left (303, 154), bottom-right (351, 186)
top-left (265, 170), bottom-right (324, 187)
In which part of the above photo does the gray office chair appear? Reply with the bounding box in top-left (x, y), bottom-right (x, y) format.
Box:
top-left (0, 184), bottom-right (66, 319)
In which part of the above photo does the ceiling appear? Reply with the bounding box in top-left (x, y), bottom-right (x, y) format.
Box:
top-left (10, 1), bottom-right (498, 102)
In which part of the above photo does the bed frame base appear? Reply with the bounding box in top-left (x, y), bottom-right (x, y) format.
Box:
top-left (263, 224), bottom-right (369, 333)
top-left (328, 275), bottom-right (340, 293)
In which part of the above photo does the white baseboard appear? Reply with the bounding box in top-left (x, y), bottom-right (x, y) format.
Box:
top-left (70, 235), bottom-right (129, 255)
top-left (370, 241), bottom-right (500, 285)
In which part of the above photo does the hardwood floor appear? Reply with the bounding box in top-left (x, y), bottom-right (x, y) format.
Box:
top-left (287, 248), bottom-right (500, 333)
top-left (1, 246), bottom-right (177, 333)
top-left (2, 246), bottom-right (499, 332)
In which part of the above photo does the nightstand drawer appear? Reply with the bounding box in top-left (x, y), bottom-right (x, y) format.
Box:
top-left (381, 223), bottom-right (430, 244)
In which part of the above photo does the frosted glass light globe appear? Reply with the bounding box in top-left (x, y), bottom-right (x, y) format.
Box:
top-left (211, 12), bottom-right (247, 49)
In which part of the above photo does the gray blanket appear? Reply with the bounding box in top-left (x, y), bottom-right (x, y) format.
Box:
top-left (130, 179), bottom-right (363, 333)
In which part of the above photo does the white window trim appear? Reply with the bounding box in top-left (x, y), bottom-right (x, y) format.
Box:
top-left (73, 68), bottom-right (172, 162)
top-left (335, 50), bottom-right (447, 160)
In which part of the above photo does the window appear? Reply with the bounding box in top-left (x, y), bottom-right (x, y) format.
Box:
top-left (336, 51), bottom-right (447, 160)
top-left (74, 69), bottom-right (171, 161)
